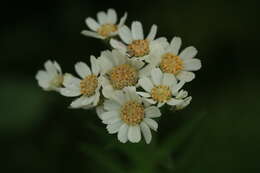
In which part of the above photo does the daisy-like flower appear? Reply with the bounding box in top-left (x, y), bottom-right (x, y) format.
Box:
top-left (60, 56), bottom-right (101, 109)
top-left (100, 87), bottom-right (161, 144)
top-left (138, 68), bottom-right (187, 107)
top-left (36, 60), bottom-right (63, 92)
top-left (110, 21), bottom-right (167, 61)
top-left (148, 37), bottom-right (202, 82)
top-left (81, 9), bottom-right (127, 39)
top-left (98, 49), bottom-right (145, 98)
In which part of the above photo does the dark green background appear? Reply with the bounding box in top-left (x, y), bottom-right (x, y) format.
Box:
top-left (1, 0), bottom-right (259, 172)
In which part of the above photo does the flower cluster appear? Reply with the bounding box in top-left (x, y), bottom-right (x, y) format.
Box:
top-left (36, 9), bottom-right (201, 144)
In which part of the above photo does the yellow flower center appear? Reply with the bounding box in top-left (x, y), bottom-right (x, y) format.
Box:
top-left (121, 101), bottom-right (145, 125)
top-left (80, 74), bottom-right (98, 96)
top-left (160, 53), bottom-right (183, 74)
top-left (151, 85), bottom-right (171, 102)
top-left (127, 40), bottom-right (150, 57)
top-left (97, 24), bottom-right (118, 37)
top-left (109, 64), bottom-right (138, 90)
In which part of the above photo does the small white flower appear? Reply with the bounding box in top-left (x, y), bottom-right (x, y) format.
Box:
top-left (60, 56), bottom-right (101, 109)
top-left (175, 90), bottom-right (192, 110)
top-left (36, 60), bottom-right (63, 92)
top-left (100, 87), bottom-right (161, 144)
top-left (98, 49), bottom-right (145, 98)
top-left (81, 9), bottom-right (127, 39)
top-left (110, 21), bottom-right (167, 61)
top-left (148, 37), bottom-right (202, 82)
top-left (138, 68), bottom-right (187, 107)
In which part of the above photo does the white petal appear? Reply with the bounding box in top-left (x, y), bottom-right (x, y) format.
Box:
top-left (110, 39), bottom-right (127, 53)
top-left (162, 73), bottom-right (177, 87)
top-left (85, 17), bottom-right (100, 31)
top-left (176, 71), bottom-right (195, 82)
top-left (81, 30), bottom-right (104, 39)
top-left (139, 64), bottom-right (154, 78)
top-left (111, 90), bottom-right (127, 105)
top-left (130, 59), bottom-right (145, 70)
top-left (44, 60), bottom-right (57, 76)
top-left (140, 122), bottom-right (152, 144)
top-left (70, 96), bottom-right (86, 108)
top-left (107, 9), bottom-right (117, 24)
top-left (36, 70), bottom-right (51, 83)
top-left (97, 11), bottom-right (107, 24)
top-left (119, 26), bottom-right (133, 44)
top-left (62, 73), bottom-right (81, 88)
top-left (183, 59), bottom-right (202, 71)
top-left (145, 106), bottom-right (161, 118)
top-left (138, 77), bottom-right (154, 92)
top-left (179, 46), bottom-right (198, 60)
top-left (137, 91), bottom-right (150, 98)
top-left (81, 95), bottom-right (96, 105)
top-left (118, 12), bottom-right (127, 27)
top-left (111, 49), bottom-right (127, 66)
top-left (146, 99), bottom-right (157, 105)
top-left (53, 61), bottom-right (62, 73)
top-left (117, 124), bottom-right (129, 143)
top-left (93, 92), bottom-right (100, 106)
top-left (144, 118), bottom-right (158, 131)
top-left (176, 96), bottom-right (192, 110)
top-left (172, 81), bottom-right (185, 94)
top-left (167, 98), bottom-right (184, 106)
top-left (169, 37), bottom-right (182, 55)
top-left (128, 125), bottom-right (141, 143)
top-left (104, 99), bottom-right (121, 111)
top-left (75, 62), bottom-right (91, 78)
top-left (146, 24), bottom-right (157, 41)
top-left (107, 120), bottom-right (123, 134)
top-left (90, 56), bottom-right (100, 75)
top-left (157, 102), bottom-right (165, 108)
top-left (60, 88), bottom-right (81, 97)
top-left (131, 21), bottom-right (144, 40)
top-left (96, 105), bottom-right (105, 119)
top-left (151, 68), bottom-right (163, 86)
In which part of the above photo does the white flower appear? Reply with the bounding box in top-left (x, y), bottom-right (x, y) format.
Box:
top-left (98, 49), bottom-right (145, 98)
top-left (110, 21), bottom-right (167, 61)
top-left (36, 60), bottom-right (63, 92)
top-left (138, 68), bottom-right (187, 107)
top-left (148, 37), bottom-right (202, 82)
top-left (60, 56), bottom-right (101, 109)
top-left (175, 90), bottom-right (192, 110)
top-left (81, 9), bottom-right (127, 39)
top-left (100, 87), bottom-right (161, 144)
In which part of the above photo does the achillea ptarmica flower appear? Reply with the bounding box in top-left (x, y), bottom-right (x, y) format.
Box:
top-left (110, 21), bottom-right (167, 61)
top-left (98, 49), bottom-right (144, 98)
top-left (100, 87), bottom-right (161, 144)
top-left (36, 60), bottom-right (63, 92)
top-left (138, 68), bottom-right (187, 107)
top-left (60, 56), bottom-right (101, 109)
top-left (81, 9), bottom-right (127, 39)
top-left (36, 8), bottom-right (202, 144)
top-left (148, 37), bottom-right (202, 82)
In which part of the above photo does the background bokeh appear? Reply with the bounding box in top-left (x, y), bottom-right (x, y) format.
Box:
top-left (1, 0), bottom-right (260, 172)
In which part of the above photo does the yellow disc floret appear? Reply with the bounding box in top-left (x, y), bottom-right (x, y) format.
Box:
top-left (151, 85), bottom-right (171, 102)
top-left (127, 40), bottom-right (150, 57)
top-left (97, 24), bottom-right (118, 37)
top-left (80, 74), bottom-right (98, 96)
top-left (160, 53), bottom-right (183, 74)
top-left (109, 64), bottom-right (138, 90)
top-left (121, 101), bottom-right (145, 125)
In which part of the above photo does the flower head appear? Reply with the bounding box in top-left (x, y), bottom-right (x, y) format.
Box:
top-left (138, 68), bottom-right (188, 107)
top-left (100, 87), bottom-right (161, 144)
top-left (81, 9), bottom-right (127, 39)
top-left (36, 60), bottom-right (63, 92)
top-left (148, 37), bottom-right (202, 82)
top-left (110, 21), bottom-right (167, 61)
top-left (98, 49), bottom-right (144, 98)
top-left (60, 56), bottom-right (101, 109)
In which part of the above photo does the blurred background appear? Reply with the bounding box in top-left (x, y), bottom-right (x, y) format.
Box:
top-left (1, 0), bottom-right (260, 172)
